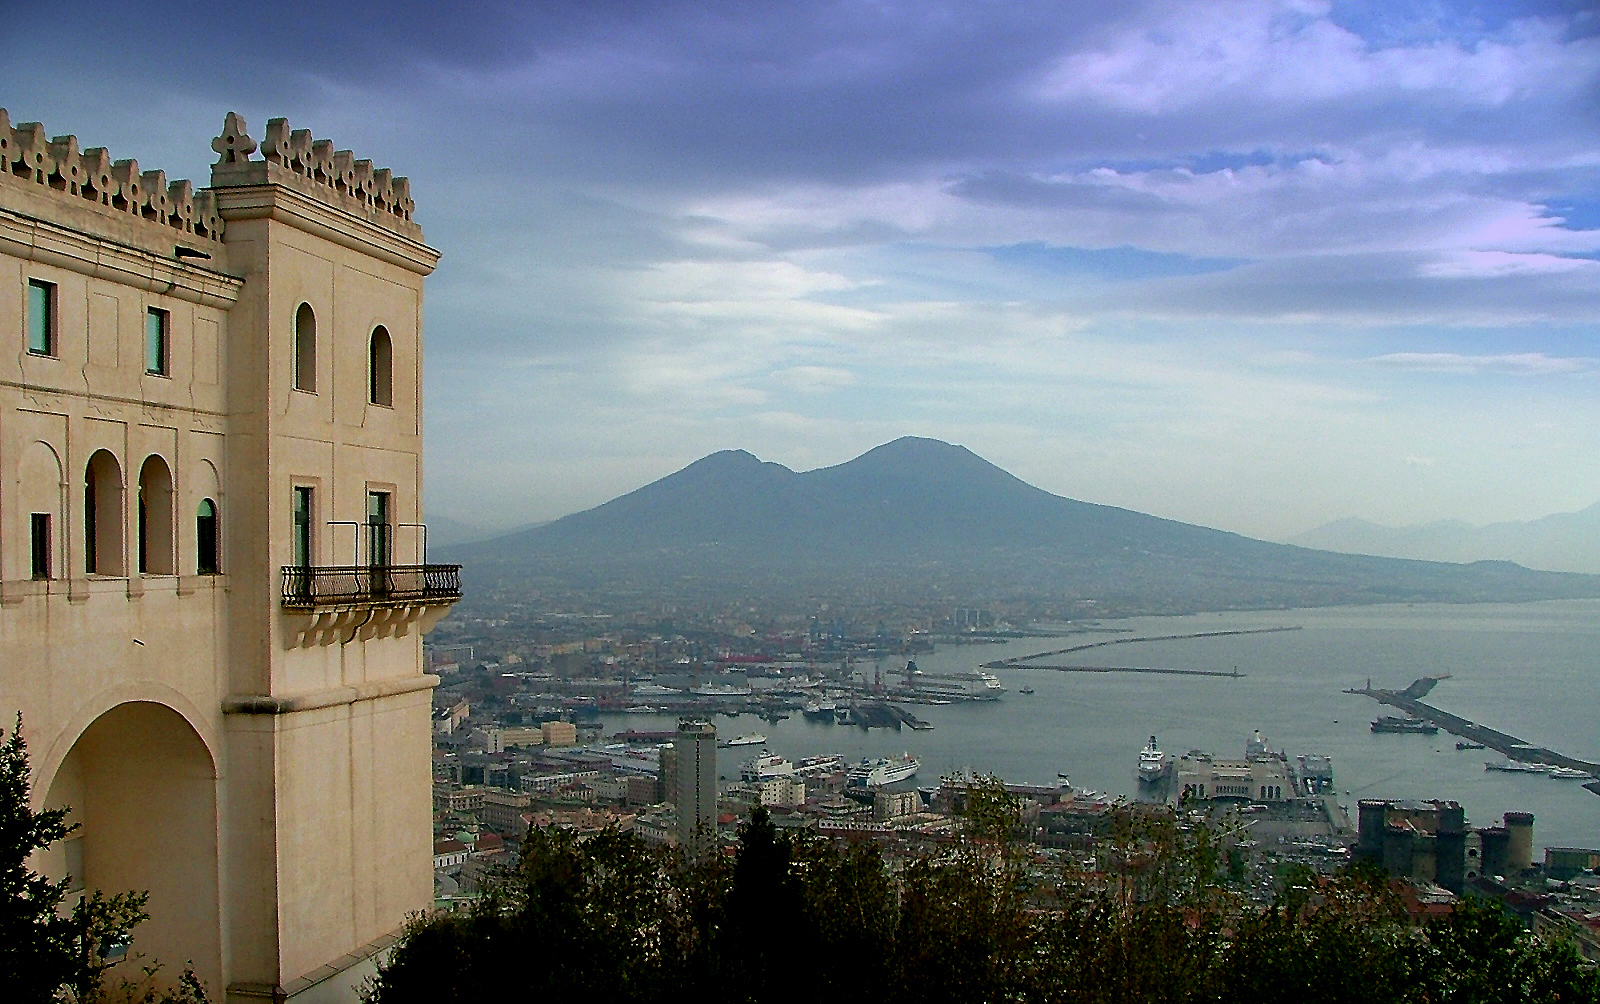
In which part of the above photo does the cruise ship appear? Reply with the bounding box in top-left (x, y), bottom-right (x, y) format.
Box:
top-left (898, 661), bottom-right (1004, 701)
top-left (847, 754), bottom-right (920, 787)
top-left (1137, 736), bottom-right (1172, 784)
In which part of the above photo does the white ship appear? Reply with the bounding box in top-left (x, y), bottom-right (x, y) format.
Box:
top-left (1138, 736), bottom-right (1171, 783)
top-left (899, 661), bottom-right (1004, 700)
top-left (1484, 760), bottom-right (1550, 774)
top-left (847, 754), bottom-right (920, 787)
top-left (1547, 766), bottom-right (1596, 780)
top-left (739, 753), bottom-right (796, 783)
top-left (719, 733), bottom-right (767, 748)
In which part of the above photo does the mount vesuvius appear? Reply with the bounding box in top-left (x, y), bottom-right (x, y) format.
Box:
top-left (449, 438), bottom-right (1600, 616)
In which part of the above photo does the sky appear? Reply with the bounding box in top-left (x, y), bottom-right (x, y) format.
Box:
top-left (7, 0), bottom-right (1599, 541)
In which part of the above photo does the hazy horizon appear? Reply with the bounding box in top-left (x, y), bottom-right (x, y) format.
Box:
top-left (11, 0), bottom-right (1598, 541)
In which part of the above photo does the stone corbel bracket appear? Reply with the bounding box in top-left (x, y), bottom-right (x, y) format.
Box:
top-left (281, 602), bottom-right (456, 649)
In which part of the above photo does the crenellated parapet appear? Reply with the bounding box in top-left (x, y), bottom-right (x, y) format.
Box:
top-left (0, 108), bottom-right (225, 241)
top-left (210, 112), bottom-right (419, 238)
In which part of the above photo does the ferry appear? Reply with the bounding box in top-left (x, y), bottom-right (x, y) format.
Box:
top-left (1485, 760), bottom-right (1550, 774)
top-left (898, 661), bottom-right (1004, 701)
top-left (801, 698), bottom-right (838, 721)
top-left (1547, 766), bottom-right (1596, 780)
top-left (847, 754), bottom-right (920, 787)
top-left (719, 733), bottom-right (767, 748)
top-left (1370, 716), bottom-right (1439, 734)
top-left (739, 754), bottom-right (796, 783)
top-left (1138, 736), bottom-right (1171, 783)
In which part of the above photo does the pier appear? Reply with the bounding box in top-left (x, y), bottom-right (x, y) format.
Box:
top-left (1348, 678), bottom-right (1600, 795)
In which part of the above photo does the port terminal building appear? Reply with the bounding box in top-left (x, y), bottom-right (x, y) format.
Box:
top-left (1175, 750), bottom-right (1294, 803)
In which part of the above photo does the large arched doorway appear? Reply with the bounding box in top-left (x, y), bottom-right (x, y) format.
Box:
top-left (43, 703), bottom-right (221, 991)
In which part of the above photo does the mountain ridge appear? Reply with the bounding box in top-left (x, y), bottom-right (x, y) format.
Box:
top-left (452, 438), bottom-right (1600, 614)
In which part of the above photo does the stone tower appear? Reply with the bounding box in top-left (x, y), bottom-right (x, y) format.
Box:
top-left (0, 109), bottom-right (459, 1001)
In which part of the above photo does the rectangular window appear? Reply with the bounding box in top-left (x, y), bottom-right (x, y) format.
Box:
top-left (30, 513), bottom-right (51, 580)
top-left (366, 491), bottom-right (390, 567)
top-left (292, 487), bottom-right (313, 568)
top-left (27, 280), bottom-right (55, 356)
top-left (145, 307), bottom-right (168, 375)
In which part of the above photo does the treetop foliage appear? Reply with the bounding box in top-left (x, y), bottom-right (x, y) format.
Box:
top-left (369, 799), bottom-right (1600, 1004)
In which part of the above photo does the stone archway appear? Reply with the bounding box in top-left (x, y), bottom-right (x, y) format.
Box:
top-left (42, 702), bottom-right (221, 991)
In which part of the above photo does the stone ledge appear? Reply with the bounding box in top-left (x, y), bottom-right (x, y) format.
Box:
top-left (222, 674), bottom-right (440, 715)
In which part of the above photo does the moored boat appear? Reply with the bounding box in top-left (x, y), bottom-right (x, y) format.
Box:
top-left (847, 754), bottom-right (920, 787)
top-left (720, 733), bottom-right (767, 748)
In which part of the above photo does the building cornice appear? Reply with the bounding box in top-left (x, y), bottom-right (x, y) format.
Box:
top-left (222, 673), bottom-right (440, 716)
top-left (0, 206), bottom-right (243, 308)
top-left (211, 182), bottom-right (440, 277)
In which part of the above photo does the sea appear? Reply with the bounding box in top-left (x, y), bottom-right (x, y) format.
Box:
top-left (595, 599), bottom-right (1600, 854)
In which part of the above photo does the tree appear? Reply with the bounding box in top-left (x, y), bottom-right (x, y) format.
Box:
top-left (0, 716), bottom-right (206, 1004)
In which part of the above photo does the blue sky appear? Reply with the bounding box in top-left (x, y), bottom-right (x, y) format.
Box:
top-left (7, 0), bottom-right (1598, 539)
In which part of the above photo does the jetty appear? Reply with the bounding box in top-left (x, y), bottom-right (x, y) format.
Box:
top-left (984, 626), bottom-right (1299, 669)
top-left (1005, 665), bottom-right (1242, 678)
top-left (1348, 677), bottom-right (1600, 795)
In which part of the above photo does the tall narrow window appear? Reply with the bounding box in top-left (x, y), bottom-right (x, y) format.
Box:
top-left (293, 303), bottom-right (316, 392)
top-left (145, 308), bottom-right (169, 376)
top-left (197, 499), bottom-right (219, 574)
top-left (84, 450), bottom-right (124, 576)
top-left (292, 487), bottom-right (313, 568)
top-left (369, 326), bottom-right (393, 406)
top-left (366, 491), bottom-right (390, 567)
top-left (27, 279), bottom-right (55, 356)
top-left (136, 456), bottom-right (174, 575)
top-left (30, 513), bottom-right (51, 579)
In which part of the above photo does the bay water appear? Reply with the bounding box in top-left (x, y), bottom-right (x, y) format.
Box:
top-left (597, 599), bottom-right (1599, 854)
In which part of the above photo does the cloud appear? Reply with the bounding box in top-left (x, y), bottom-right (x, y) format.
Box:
top-left (1366, 352), bottom-right (1595, 374)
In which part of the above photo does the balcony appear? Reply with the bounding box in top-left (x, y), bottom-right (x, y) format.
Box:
top-left (281, 564), bottom-right (462, 610)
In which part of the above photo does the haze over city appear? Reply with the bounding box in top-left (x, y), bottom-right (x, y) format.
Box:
top-left (9, 0), bottom-right (1598, 541)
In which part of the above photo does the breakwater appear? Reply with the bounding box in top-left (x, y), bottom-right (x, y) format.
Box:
top-left (982, 626), bottom-right (1299, 671)
top-left (1006, 664), bottom-right (1243, 678)
top-left (1349, 679), bottom-right (1600, 794)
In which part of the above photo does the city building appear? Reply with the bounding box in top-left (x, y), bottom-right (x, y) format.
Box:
top-left (1174, 749), bottom-right (1294, 803)
top-left (1, 110), bottom-right (459, 1001)
top-left (1354, 800), bottom-right (1536, 893)
top-left (674, 718), bottom-right (716, 860)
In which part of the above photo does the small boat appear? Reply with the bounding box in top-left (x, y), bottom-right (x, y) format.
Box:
top-left (1455, 742), bottom-right (1486, 750)
top-left (1018, 686), bottom-right (1036, 695)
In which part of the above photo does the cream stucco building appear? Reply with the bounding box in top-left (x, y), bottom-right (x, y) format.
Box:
top-left (0, 109), bottom-right (460, 1001)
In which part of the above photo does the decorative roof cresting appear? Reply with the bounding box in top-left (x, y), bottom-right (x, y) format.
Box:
top-left (0, 107), bottom-right (224, 241)
top-left (210, 113), bottom-right (417, 234)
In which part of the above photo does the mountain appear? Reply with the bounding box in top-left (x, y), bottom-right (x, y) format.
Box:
top-left (451, 437), bottom-right (1600, 615)
top-left (1288, 504), bottom-right (1600, 575)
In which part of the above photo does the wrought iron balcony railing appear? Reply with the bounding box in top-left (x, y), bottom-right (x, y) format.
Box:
top-left (281, 564), bottom-right (462, 609)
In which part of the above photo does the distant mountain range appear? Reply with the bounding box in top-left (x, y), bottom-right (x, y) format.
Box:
top-left (449, 437), bottom-right (1600, 615)
top-left (1287, 504), bottom-right (1600, 575)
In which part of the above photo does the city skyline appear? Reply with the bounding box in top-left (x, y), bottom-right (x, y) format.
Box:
top-left (9, 0), bottom-right (1598, 541)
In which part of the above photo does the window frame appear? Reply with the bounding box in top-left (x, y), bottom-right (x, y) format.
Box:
top-left (291, 486), bottom-right (314, 569)
top-left (145, 307), bottom-right (169, 376)
top-left (368, 326), bottom-right (393, 407)
top-left (27, 279), bottom-right (56, 357)
top-left (30, 513), bottom-right (52, 580)
top-left (197, 498), bottom-right (220, 575)
top-left (293, 302), bottom-right (317, 393)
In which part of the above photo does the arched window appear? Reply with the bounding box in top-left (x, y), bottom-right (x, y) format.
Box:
top-left (84, 450), bottom-right (125, 576)
top-left (369, 326), bottom-right (393, 407)
top-left (196, 499), bottom-right (219, 574)
top-left (293, 302), bottom-right (316, 392)
top-left (137, 455), bottom-right (175, 575)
